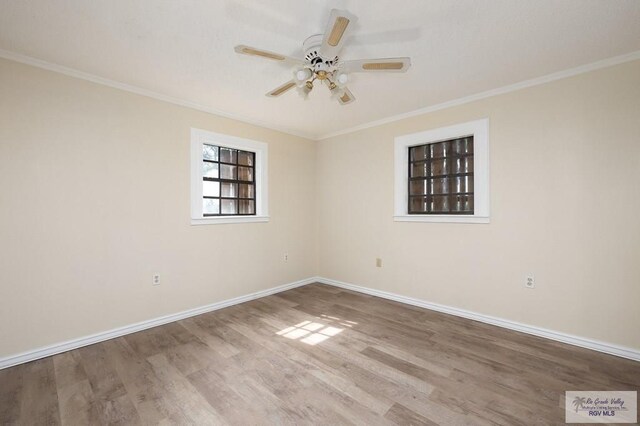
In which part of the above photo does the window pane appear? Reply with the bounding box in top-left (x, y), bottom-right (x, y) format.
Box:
top-left (238, 151), bottom-right (254, 166)
top-left (409, 179), bottom-right (428, 196)
top-left (451, 156), bottom-right (473, 174)
top-left (239, 184), bottom-right (254, 199)
top-left (460, 136), bottom-right (473, 154)
top-left (203, 144), bottom-right (218, 161)
top-left (410, 145), bottom-right (428, 161)
top-left (221, 182), bottom-right (237, 197)
top-left (203, 181), bottom-right (220, 197)
top-left (430, 141), bottom-right (450, 158)
top-left (203, 198), bottom-right (219, 215)
top-left (198, 143), bottom-right (259, 217)
top-left (430, 177), bottom-right (450, 194)
top-left (450, 195), bottom-right (463, 212)
top-left (463, 195), bottom-right (474, 212)
top-left (410, 162), bottom-right (428, 178)
top-left (220, 148), bottom-right (237, 164)
top-left (239, 200), bottom-right (255, 214)
top-left (430, 158), bottom-right (449, 176)
top-left (451, 176), bottom-right (464, 194)
top-left (203, 162), bottom-right (219, 178)
top-left (450, 195), bottom-right (473, 212)
top-left (221, 199), bottom-right (237, 214)
top-left (238, 166), bottom-right (253, 182)
top-left (451, 176), bottom-right (473, 193)
top-left (465, 156), bottom-right (474, 173)
top-left (220, 164), bottom-right (236, 180)
top-left (464, 137), bottom-right (474, 154)
top-left (432, 195), bottom-right (450, 212)
top-left (407, 136), bottom-right (474, 216)
top-left (409, 196), bottom-right (428, 213)
top-left (451, 137), bottom-right (473, 155)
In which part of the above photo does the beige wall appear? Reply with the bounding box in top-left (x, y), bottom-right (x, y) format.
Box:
top-left (0, 58), bottom-right (317, 357)
top-left (1, 56), bottom-right (638, 359)
top-left (317, 60), bottom-right (640, 350)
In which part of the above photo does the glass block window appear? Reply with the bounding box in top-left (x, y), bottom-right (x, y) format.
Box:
top-left (202, 144), bottom-right (256, 216)
top-left (408, 136), bottom-right (474, 214)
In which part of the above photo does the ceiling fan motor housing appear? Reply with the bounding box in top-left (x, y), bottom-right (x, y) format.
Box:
top-left (303, 34), bottom-right (338, 72)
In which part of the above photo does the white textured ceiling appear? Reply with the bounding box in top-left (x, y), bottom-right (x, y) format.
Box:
top-left (1, 0), bottom-right (639, 139)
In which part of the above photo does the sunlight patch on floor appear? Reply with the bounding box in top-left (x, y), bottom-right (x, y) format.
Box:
top-left (275, 315), bottom-right (357, 345)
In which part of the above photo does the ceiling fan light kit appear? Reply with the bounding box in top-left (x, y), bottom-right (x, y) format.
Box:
top-left (234, 9), bottom-right (411, 105)
top-left (297, 82), bottom-right (312, 100)
top-left (295, 68), bottom-right (312, 82)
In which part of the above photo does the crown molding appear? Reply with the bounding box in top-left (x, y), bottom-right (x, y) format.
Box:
top-left (316, 49), bottom-right (640, 140)
top-left (0, 49), bottom-right (317, 141)
top-left (2, 48), bottom-right (639, 142)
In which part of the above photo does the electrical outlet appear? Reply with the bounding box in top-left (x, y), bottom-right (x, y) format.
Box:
top-left (376, 258), bottom-right (382, 268)
top-left (153, 274), bottom-right (160, 286)
top-left (284, 253), bottom-right (289, 261)
top-left (525, 275), bottom-right (535, 289)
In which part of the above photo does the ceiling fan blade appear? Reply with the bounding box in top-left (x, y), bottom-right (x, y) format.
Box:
top-left (338, 87), bottom-right (355, 105)
top-left (235, 45), bottom-right (304, 66)
top-left (266, 80), bottom-right (297, 97)
top-left (340, 57), bottom-right (411, 73)
top-left (320, 9), bottom-right (357, 59)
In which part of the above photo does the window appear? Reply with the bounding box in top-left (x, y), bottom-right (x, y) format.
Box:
top-left (394, 119), bottom-right (489, 223)
top-left (201, 145), bottom-right (256, 216)
top-left (191, 128), bottom-right (268, 225)
top-left (408, 136), bottom-right (474, 214)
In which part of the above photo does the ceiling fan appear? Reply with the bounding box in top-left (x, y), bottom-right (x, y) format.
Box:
top-left (234, 9), bottom-right (411, 105)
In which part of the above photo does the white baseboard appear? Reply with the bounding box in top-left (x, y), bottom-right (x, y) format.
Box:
top-left (2, 276), bottom-right (638, 370)
top-left (315, 276), bottom-right (640, 363)
top-left (0, 277), bottom-right (315, 370)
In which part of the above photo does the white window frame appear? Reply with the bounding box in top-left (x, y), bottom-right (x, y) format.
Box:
top-left (190, 128), bottom-right (269, 225)
top-left (394, 118), bottom-right (490, 224)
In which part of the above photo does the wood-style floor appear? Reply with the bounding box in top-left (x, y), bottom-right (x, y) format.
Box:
top-left (1, 283), bottom-right (639, 425)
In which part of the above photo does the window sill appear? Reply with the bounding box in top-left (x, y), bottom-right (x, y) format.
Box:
top-left (394, 215), bottom-right (490, 224)
top-left (191, 215), bottom-right (270, 225)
